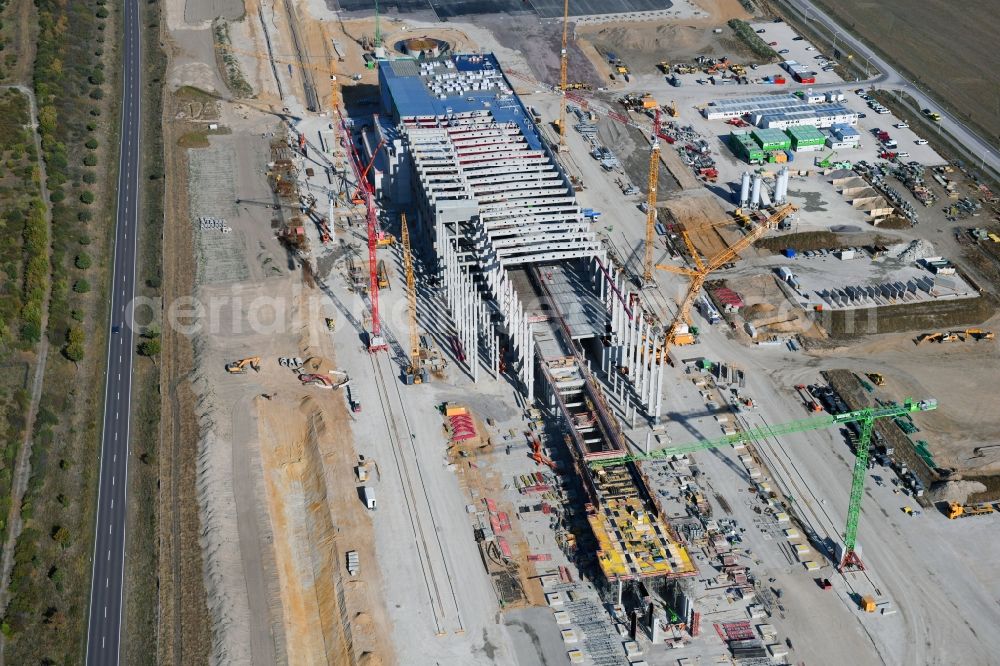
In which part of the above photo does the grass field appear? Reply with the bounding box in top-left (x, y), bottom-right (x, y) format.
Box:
top-left (814, 0), bottom-right (1000, 150)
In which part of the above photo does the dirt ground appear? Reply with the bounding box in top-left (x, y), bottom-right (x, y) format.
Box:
top-left (663, 189), bottom-right (744, 259)
top-left (576, 0), bottom-right (752, 79)
top-left (159, 1), bottom-right (395, 663)
top-left (813, 0), bottom-right (1000, 150)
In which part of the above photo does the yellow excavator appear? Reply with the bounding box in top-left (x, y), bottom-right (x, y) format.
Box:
top-left (965, 328), bottom-right (995, 341)
top-left (226, 357), bottom-right (261, 374)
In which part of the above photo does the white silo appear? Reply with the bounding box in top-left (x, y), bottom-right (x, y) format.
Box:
top-left (739, 171), bottom-right (751, 207)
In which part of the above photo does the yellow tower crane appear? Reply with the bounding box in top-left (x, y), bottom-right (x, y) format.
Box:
top-left (401, 213), bottom-right (426, 385)
top-left (654, 203), bottom-right (796, 353)
top-left (557, 0), bottom-right (570, 151)
top-left (642, 109), bottom-right (662, 286)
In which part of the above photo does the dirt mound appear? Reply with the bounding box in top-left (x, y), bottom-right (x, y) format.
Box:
top-left (744, 303), bottom-right (775, 318)
top-left (928, 480), bottom-right (987, 505)
top-left (590, 24), bottom-right (703, 54)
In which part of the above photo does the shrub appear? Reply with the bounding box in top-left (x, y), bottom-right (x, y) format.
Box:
top-left (137, 338), bottom-right (160, 357)
top-left (74, 253), bottom-right (91, 270)
top-left (63, 326), bottom-right (85, 361)
top-left (72, 279), bottom-right (89, 294)
top-left (79, 191), bottom-right (94, 204)
top-left (84, 138), bottom-right (98, 150)
top-left (83, 154), bottom-right (97, 166)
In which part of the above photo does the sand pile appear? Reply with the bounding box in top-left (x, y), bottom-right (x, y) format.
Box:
top-left (258, 397), bottom-right (352, 665)
top-left (927, 479), bottom-right (987, 505)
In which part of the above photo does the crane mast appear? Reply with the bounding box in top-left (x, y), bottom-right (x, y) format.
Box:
top-left (642, 108), bottom-right (661, 286)
top-left (402, 214), bottom-right (425, 384)
top-left (339, 109), bottom-right (386, 352)
top-left (557, 0), bottom-right (569, 151)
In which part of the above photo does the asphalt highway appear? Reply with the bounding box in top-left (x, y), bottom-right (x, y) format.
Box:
top-left (85, 0), bottom-right (140, 663)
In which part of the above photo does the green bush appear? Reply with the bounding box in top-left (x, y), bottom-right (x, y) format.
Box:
top-left (79, 191), bottom-right (94, 204)
top-left (137, 338), bottom-right (160, 357)
top-left (83, 154), bottom-right (97, 166)
top-left (84, 138), bottom-right (97, 150)
top-left (63, 326), bottom-right (84, 362)
top-left (71, 279), bottom-right (89, 294)
top-left (95, 7), bottom-right (108, 18)
top-left (74, 253), bottom-right (91, 270)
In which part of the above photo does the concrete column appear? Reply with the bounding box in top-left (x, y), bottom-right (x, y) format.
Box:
top-left (647, 344), bottom-right (659, 413)
top-left (654, 349), bottom-right (666, 421)
top-left (526, 323), bottom-right (534, 403)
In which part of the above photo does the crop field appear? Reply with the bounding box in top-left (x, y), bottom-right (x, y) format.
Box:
top-left (815, 0), bottom-right (1000, 149)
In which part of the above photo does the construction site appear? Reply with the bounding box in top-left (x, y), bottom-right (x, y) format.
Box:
top-left (157, 0), bottom-right (1000, 665)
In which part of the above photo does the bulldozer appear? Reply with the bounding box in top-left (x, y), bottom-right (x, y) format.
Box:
top-left (866, 373), bottom-right (885, 386)
top-left (226, 357), bottom-right (261, 374)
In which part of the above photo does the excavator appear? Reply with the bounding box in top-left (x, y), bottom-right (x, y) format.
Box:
top-left (528, 433), bottom-right (557, 471)
top-left (965, 328), bottom-right (995, 341)
top-left (226, 357), bottom-right (261, 374)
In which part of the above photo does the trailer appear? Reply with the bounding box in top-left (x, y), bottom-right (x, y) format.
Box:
top-left (362, 486), bottom-right (377, 510)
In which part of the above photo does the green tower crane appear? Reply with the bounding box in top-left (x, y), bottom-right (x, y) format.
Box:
top-left (589, 398), bottom-right (938, 572)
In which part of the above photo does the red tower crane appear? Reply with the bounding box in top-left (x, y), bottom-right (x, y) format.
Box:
top-left (339, 108), bottom-right (387, 352)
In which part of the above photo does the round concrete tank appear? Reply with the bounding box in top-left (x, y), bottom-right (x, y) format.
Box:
top-left (400, 36), bottom-right (448, 59)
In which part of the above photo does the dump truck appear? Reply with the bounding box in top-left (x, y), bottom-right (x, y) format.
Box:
top-left (947, 502), bottom-right (995, 519)
top-left (866, 373), bottom-right (885, 386)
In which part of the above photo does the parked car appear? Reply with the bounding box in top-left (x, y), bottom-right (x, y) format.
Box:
top-left (915, 139), bottom-right (928, 145)
top-left (895, 122), bottom-right (909, 129)
top-left (806, 46), bottom-right (816, 51)
top-left (756, 28), bottom-right (766, 33)
top-left (769, 41), bottom-right (778, 46)
top-left (792, 36), bottom-right (804, 41)
top-left (779, 49), bottom-right (790, 54)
